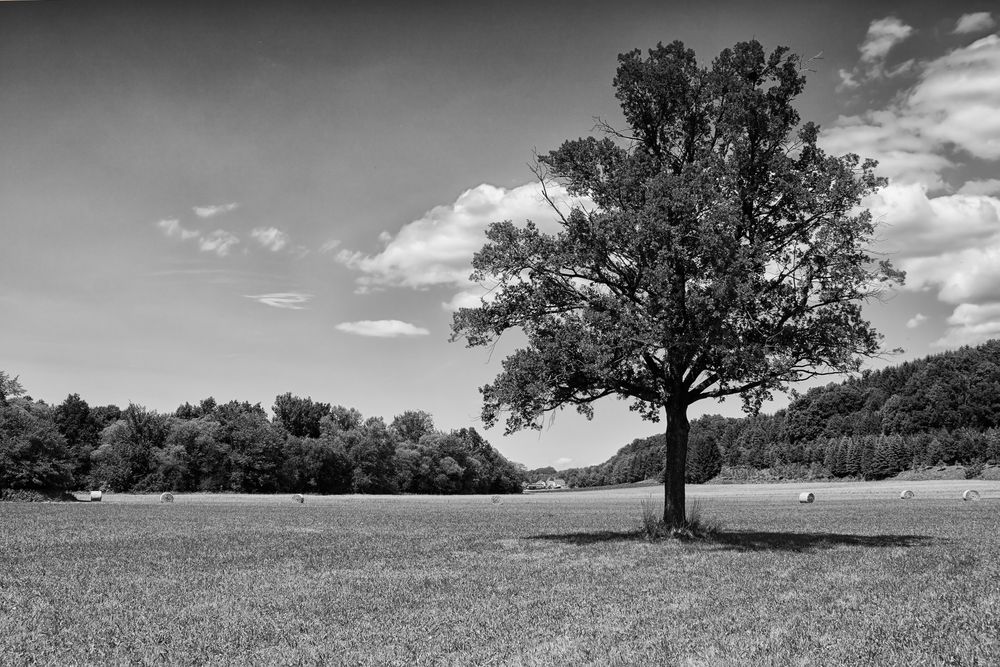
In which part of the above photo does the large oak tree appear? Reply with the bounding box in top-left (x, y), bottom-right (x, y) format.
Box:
top-left (451, 40), bottom-right (902, 529)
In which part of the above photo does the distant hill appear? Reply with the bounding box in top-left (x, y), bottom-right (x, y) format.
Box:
top-left (559, 340), bottom-right (1000, 487)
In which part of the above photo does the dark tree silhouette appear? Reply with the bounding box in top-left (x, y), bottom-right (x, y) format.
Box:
top-left (452, 40), bottom-right (900, 528)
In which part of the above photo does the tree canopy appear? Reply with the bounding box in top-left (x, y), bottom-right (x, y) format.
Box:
top-left (0, 371), bottom-right (24, 405)
top-left (451, 39), bottom-right (900, 528)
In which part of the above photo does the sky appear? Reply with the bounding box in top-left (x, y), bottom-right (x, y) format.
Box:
top-left (3, 0), bottom-right (1000, 469)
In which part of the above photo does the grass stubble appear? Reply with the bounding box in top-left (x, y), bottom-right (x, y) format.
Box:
top-left (1, 484), bottom-right (998, 666)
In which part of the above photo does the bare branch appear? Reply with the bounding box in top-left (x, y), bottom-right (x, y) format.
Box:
top-left (529, 157), bottom-right (571, 226)
top-left (799, 51), bottom-right (824, 74)
top-left (592, 116), bottom-right (638, 143)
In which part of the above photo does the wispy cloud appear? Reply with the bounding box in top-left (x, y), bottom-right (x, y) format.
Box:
top-left (160, 214), bottom-right (302, 259)
top-left (839, 17), bottom-right (915, 89)
top-left (553, 457), bottom-right (573, 467)
top-left (335, 320), bottom-right (429, 338)
top-left (245, 292), bottom-right (313, 310)
top-left (197, 230), bottom-right (240, 257)
top-left (906, 314), bottom-right (928, 329)
top-left (251, 227), bottom-right (289, 252)
top-left (157, 218), bottom-right (200, 241)
top-left (320, 239), bottom-right (342, 253)
top-left (954, 12), bottom-right (995, 35)
top-left (194, 202), bottom-right (239, 219)
top-left (158, 216), bottom-right (243, 257)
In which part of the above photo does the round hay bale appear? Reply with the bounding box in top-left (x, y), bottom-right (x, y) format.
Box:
top-left (798, 492), bottom-right (814, 504)
top-left (159, 492), bottom-right (173, 504)
top-left (90, 490), bottom-right (102, 502)
top-left (491, 495), bottom-right (503, 505)
top-left (963, 489), bottom-right (980, 501)
top-left (293, 494), bottom-right (304, 504)
top-left (900, 489), bottom-right (914, 499)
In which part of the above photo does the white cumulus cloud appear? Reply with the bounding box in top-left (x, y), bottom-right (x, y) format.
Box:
top-left (871, 185), bottom-right (1000, 303)
top-left (245, 292), bottom-right (312, 310)
top-left (903, 246), bottom-right (1000, 305)
top-left (194, 202), bottom-right (239, 218)
top-left (934, 303), bottom-right (1000, 348)
top-left (906, 313), bottom-right (928, 329)
top-left (251, 227), bottom-right (289, 252)
top-left (335, 320), bottom-right (430, 338)
top-left (954, 12), bottom-right (996, 35)
top-left (908, 35), bottom-right (1000, 161)
top-left (859, 17), bottom-right (914, 64)
top-left (824, 34), bottom-right (1000, 187)
top-left (441, 289), bottom-right (488, 312)
top-left (868, 184), bottom-right (1000, 348)
top-left (821, 113), bottom-right (951, 188)
top-left (337, 182), bottom-right (589, 309)
top-left (867, 183), bottom-right (1000, 258)
top-left (958, 179), bottom-right (1000, 196)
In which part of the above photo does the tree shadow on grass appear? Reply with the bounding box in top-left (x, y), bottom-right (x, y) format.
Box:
top-left (700, 530), bottom-right (937, 552)
top-left (527, 530), bottom-right (937, 552)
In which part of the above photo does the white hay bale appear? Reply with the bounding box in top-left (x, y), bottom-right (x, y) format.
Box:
top-left (90, 490), bottom-right (102, 502)
top-left (293, 494), bottom-right (304, 504)
top-left (798, 492), bottom-right (814, 504)
top-left (159, 492), bottom-right (173, 504)
top-left (963, 489), bottom-right (980, 501)
top-left (900, 489), bottom-right (914, 499)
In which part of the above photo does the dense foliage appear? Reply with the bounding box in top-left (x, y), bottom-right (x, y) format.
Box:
top-left (562, 341), bottom-right (1000, 486)
top-left (0, 377), bottom-right (523, 495)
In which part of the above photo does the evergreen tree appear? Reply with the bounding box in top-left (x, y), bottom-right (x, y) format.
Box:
top-left (686, 434), bottom-right (722, 483)
top-left (859, 436), bottom-right (877, 479)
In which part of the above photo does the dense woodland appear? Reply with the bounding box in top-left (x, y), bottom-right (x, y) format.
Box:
top-left (5, 340), bottom-right (1000, 496)
top-left (0, 374), bottom-right (523, 495)
top-left (545, 340), bottom-right (1000, 487)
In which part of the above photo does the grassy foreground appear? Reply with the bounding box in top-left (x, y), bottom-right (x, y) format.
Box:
top-left (2, 481), bottom-right (999, 666)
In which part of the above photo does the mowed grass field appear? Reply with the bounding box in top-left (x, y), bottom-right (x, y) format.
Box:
top-left (2, 481), bottom-right (999, 666)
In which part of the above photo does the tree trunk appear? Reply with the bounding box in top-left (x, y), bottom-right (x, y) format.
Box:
top-left (663, 397), bottom-right (690, 528)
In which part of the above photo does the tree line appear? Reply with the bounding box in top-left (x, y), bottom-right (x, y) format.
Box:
top-left (7, 339), bottom-right (1000, 496)
top-left (0, 373), bottom-right (524, 496)
top-left (558, 340), bottom-right (1000, 487)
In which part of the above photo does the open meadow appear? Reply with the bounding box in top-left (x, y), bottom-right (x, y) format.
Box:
top-left (2, 480), bottom-right (999, 666)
